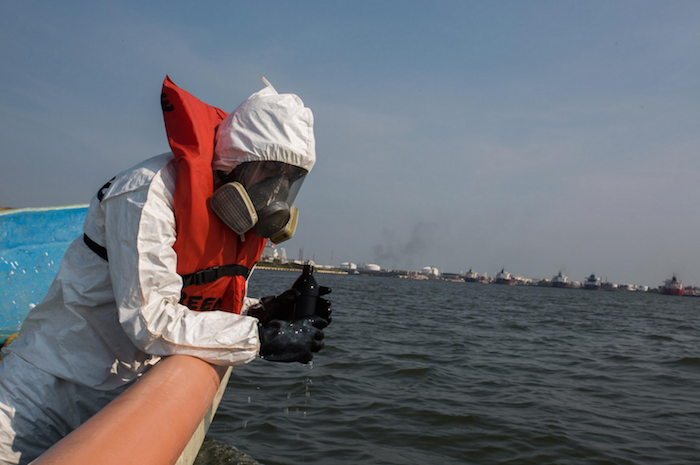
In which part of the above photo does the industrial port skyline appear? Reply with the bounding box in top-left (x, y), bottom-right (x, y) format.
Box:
top-left (261, 245), bottom-right (693, 293)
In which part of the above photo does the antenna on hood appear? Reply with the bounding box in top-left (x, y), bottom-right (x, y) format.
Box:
top-left (261, 77), bottom-right (278, 94)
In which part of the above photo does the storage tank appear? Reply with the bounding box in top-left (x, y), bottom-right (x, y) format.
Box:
top-left (364, 264), bottom-right (381, 272)
top-left (421, 266), bottom-right (439, 277)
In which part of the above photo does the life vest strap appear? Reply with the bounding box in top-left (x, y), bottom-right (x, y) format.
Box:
top-left (181, 265), bottom-right (251, 288)
top-left (84, 234), bottom-right (108, 261)
top-left (84, 234), bottom-right (250, 287)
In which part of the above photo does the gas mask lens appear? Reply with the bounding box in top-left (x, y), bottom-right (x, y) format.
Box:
top-left (211, 161), bottom-right (307, 241)
top-left (237, 162), bottom-right (307, 208)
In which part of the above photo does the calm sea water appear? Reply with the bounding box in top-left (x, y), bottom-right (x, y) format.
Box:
top-left (205, 270), bottom-right (700, 465)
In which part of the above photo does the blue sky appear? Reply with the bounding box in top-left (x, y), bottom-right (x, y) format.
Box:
top-left (1, 1), bottom-right (699, 287)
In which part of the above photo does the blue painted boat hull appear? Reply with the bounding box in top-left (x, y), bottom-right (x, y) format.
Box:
top-left (0, 205), bottom-right (88, 333)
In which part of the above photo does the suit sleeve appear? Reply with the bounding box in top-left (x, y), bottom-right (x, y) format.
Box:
top-left (101, 170), bottom-right (261, 366)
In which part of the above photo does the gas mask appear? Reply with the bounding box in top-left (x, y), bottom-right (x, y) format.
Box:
top-left (210, 161), bottom-right (307, 243)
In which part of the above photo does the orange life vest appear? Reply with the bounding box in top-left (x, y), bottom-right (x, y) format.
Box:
top-left (161, 76), bottom-right (267, 314)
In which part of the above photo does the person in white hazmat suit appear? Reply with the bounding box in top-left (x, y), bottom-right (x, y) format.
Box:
top-left (0, 80), bottom-right (331, 464)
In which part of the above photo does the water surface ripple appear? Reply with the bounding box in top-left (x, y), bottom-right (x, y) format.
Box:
top-left (207, 272), bottom-right (700, 464)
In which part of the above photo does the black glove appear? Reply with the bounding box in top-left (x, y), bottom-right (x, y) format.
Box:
top-left (247, 287), bottom-right (332, 326)
top-left (315, 286), bottom-right (333, 322)
top-left (258, 316), bottom-right (327, 363)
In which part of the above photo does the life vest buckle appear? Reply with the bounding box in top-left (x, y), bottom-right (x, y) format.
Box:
top-left (180, 264), bottom-right (250, 289)
top-left (192, 266), bottom-right (221, 286)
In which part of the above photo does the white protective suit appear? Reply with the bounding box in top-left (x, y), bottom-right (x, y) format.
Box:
top-left (0, 82), bottom-right (315, 465)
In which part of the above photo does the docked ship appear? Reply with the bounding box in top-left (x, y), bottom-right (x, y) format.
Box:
top-left (659, 275), bottom-right (684, 296)
top-left (465, 269), bottom-right (479, 283)
top-left (583, 274), bottom-right (602, 290)
top-left (551, 271), bottom-right (571, 288)
top-left (494, 268), bottom-right (516, 285)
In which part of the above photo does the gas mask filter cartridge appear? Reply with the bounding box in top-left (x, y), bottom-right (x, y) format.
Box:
top-left (209, 181), bottom-right (258, 235)
top-left (269, 205), bottom-right (298, 244)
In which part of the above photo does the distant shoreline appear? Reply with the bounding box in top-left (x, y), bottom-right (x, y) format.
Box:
top-left (255, 262), bottom-right (346, 274)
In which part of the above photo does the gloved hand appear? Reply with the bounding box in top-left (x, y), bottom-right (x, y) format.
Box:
top-left (258, 316), bottom-right (328, 363)
top-left (247, 287), bottom-right (332, 326)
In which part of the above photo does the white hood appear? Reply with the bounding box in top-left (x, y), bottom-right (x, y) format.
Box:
top-left (213, 82), bottom-right (316, 173)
